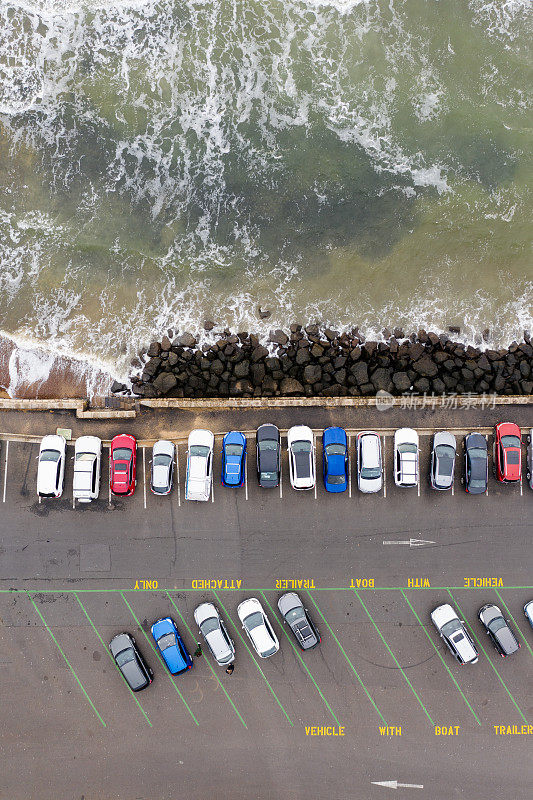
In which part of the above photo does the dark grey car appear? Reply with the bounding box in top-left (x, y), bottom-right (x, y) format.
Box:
top-left (109, 632), bottom-right (153, 691)
top-left (464, 432), bottom-right (488, 494)
top-left (478, 604), bottom-right (520, 657)
top-left (430, 431), bottom-right (456, 490)
top-left (277, 592), bottom-right (320, 650)
top-left (256, 424), bottom-right (281, 488)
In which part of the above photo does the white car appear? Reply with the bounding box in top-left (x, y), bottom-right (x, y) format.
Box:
top-left (356, 431), bottom-right (383, 493)
top-left (37, 434), bottom-right (66, 499)
top-left (237, 597), bottom-right (279, 658)
top-left (287, 425), bottom-right (315, 490)
top-left (194, 602), bottom-right (235, 666)
top-left (151, 439), bottom-right (175, 495)
top-left (185, 429), bottom-right (214, 501)
top-left (73, 436), bottom-right (101, 503)
top-left (394, 428), bottom-right (419, 487)
top-left (431, 603), bottom-right (478, 665)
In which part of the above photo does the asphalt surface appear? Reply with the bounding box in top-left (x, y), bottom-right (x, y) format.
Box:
top-left (0, 404), bottom-right (532, 800)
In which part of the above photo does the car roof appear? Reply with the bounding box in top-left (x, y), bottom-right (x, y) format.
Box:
top-left (359, 432), bottom-right (381, 465)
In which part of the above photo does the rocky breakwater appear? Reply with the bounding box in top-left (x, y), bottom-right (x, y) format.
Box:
top-left (123, 326), bottom-right (533, 399)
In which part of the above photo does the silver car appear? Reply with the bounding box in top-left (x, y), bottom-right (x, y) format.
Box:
top-left (278, 593), bottom-right (320, 650)
top-left (431, 603), bottom-right (478, 665)
top-left (109, 632), bottom-right (153, 691)
top-left (151, 439), bottom-right (175, 495)
top-left (524, 600), bottom-right (533, 629)
top-left (430, 431), bottom-right (456, 490)
top-left (356, 431), bottom-right (383, 493)
top-left (194, 602), bottom-right (235, 666)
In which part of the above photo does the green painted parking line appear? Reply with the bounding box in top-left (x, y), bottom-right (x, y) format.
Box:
top-left (74, 592), bottom-right (152, 727)
top-left (494, 589), bottom-right (533, 661)
top-left (400, 590), bottom-right (481, 726)
top-left (260, 592), bottom-right (340, 726)
top-left (165, 592), bottom-right (247, 728)
top-left (306, 591), bottom-right (387, 724)
top-left (353, 589), bottom-right (434, 726)
top-left (120, 592), bottom-right (199, 726)
top-left (26, 592), bottom-right (106, 728)
top-left (213, 591), bottom-right (293, 727)
top-left (446, 590), bottom-right (529, 725)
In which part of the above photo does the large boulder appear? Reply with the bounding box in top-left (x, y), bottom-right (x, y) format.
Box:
top-left (251, 345), bottom-right (269, 362)
top-left (412, 355), bottom-right (438, 377)
top-left (233, 360), bottom-right (250, 378)
top-left (392, 372), bottom-right (411, 392)
top-left (160, 335), bottom-right (171, 351)
top-left (153, 371), bottom-right (178, 395)
top-left (303, 364), bottom-right (322, 384)
top-left (280, 377), bottom-right (304, 395)
top-left (370, 367), bottom-right (393, 393)
top-left (177, 332), bottom-right (197, 349)
top-left (295, 348), bottom-right (311, 365)
top-left (143, 357), bottom-right (161, 377)
top-left (147, 341), bottom-right (161, 357)
top-left (350, 362), bottom-right (369, 385)
top-left (269, 329), bottom-right (289, 346)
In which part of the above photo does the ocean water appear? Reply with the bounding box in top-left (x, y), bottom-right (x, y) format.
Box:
top-left (0, 0), bottom-right (531, 395)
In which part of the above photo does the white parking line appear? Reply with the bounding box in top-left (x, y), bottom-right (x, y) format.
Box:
top-left (108, 446), bottom-right (112, 506)
top-left (348, 435), bottom-right (352, 498)
top-left (211, 476), bottom-right (214, 503)
top-left (142, 447), bottom-right (147, 509)
top-left (485, 435), bottom-right (489, 496)
top-left (382, 436), bottom-right (386, 498)
top-left (520, 475), bottom-right (523, 496)
top-left (314, 437), bottom-right (317, 500)
top-left (279, 455), bottom-right (283, 499)
top-left (176, 445), bottom-right (181, 507)
top-left (417, 477), bottom-right (420, 497)
top-left (2, 440), bottom-right (9, 503)
top-left (245, 452), bottom-right (249, 501)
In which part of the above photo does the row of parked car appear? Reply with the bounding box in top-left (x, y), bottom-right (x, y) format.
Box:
top-left (112, 594), bottom-right (533, 692)
top-left (36, 422), bottom-right (532, 500)
top-left (110, 592), bottom-right (319, 691)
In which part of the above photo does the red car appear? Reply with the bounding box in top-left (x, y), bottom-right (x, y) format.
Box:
top-left (494, 423), bottom-right (522, 483)
top-left (110, 434), bottom-right (137, 496)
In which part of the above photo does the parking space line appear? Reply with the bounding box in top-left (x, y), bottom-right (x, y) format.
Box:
top-left (120, 592), bottom-right (199, 726)
top-left (279, 454), bottom-right (283, 499)
top-left (382, 436), bottom-right (386, 498)
top-left (165, 592), bottom-right (247, 728)
top-left (245, 450), bottom-right (248, 501)
top-left (352, 589), bottom-right (434, 725)
top-left (348, 435), bottom-right (352, 498)
top-left (26, 592), bottom-right (106, 727)
top-left (2, 440), bottom-right (8, 503)
top-left (213, 591), bottom-right (293, 727)
top-left (485, 435), bottom-right (489, 495)
top-left (494, 589), bottom-right (533, 661)
top-left (400, 590), bottom-right (481, 725)
top-left (108, 446), bottom-right (111, 506)
top-left (74, 592), bottom-right (152, 726)
top-left (306, 592), bottom-right (387, 724)
top-left (417, 477), bottom-right (420, 497)
top-left (142, 447), bottom-right (147, 509)
top-left (261, 592), bottom-right (340, 725)
top-left (446, 590), bottom-right (529, 724)
top-left (176, 444), bottom-right (181, 506)
top-left (211, 475), bottom-right (214, 503)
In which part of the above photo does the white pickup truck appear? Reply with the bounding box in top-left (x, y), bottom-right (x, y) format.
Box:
top-left (73, 436), bottom-right (102, 503)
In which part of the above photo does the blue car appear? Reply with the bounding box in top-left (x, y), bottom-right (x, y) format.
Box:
top-left (323, 427), bottom-right (348, 492)
top-left (221, 431), bottom-right (246, 487)
top-left (150, 617), bottom-right (193, 675)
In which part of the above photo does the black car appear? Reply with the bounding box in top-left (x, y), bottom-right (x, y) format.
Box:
top-left (256, 423), bottom-right (281, 488)
top-left (478, 604), bottom-right (520, 657)
top-left (463, 432), bottom-right (488, 494)
top-left (277, 592), bottom-right (320, 650)
top-left (109, 632), bottom-right (153, 691)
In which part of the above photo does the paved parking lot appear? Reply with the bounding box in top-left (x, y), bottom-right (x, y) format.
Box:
top-left (0, 405), bottom-right (531, 799)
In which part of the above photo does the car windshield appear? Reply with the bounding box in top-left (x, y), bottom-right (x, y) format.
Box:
top-left (489, 617), bottom-right (507, 633)
top-left (259, 441), bottom-right (278, 451)
top-left (326, 444), bottom-right (345, 455)
top-left (190, 445), bottom-right (210, 457)
top-left (40, 449), bottom-right (60, 462)
top-left (75, 452), bottom-right (95, 462)
top-left (200, 617), bottom-right (219, 635)
top-left (113, 447), bottom-right (131, 460)
top-left (501, 435), bottom-right (520, 448)
top-left (398, 443), bottom-right (417, 454)
top-left (469, 447), bottom-right (486, 459)
top-left (261, 471), bottom-right (277, 481)
top-left (245, 612), bottom-right (263, 630)
top-left (292, 440), bottom-right (311, 453)
top-left (441, 619), bottom-right (460, 637)
top-left (361, 467), bottom-right (381, 479)
top-left (153, 454), bottom-right (172, 467)
top-left (225, 444), bottom-right (243, 456)
top-left (115, 649), bottom-right (134, 667)
top-left (158, 633), bottom-right (176, 650)
top-left (327, 474), bottom-right (345, 484)
top-left (285, 607), bottom-right (302, 624)
top-left (469, 478), bottom-right (486, 488)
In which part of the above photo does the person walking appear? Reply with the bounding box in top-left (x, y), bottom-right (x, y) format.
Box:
top-left (225, 663), bottom-right (234, 675)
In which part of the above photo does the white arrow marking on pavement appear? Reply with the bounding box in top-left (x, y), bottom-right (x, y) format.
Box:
top-left (382, 538), bottom-right (435, 547)
top-left (371, 780), bottom-right (424, 789)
